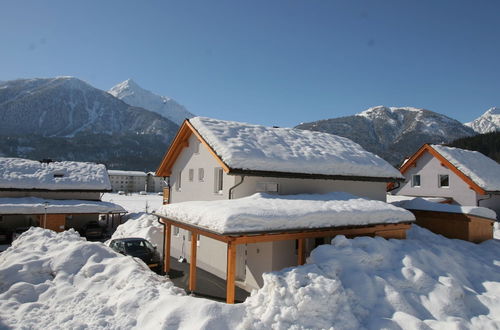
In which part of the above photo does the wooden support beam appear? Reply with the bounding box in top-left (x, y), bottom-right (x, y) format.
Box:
top-left (189, 233), bottom-right (198, 292)
top-left (158, 217), bottom-right (232, 243)
top-left (297, 238), bottom-right (305, 265)
top-left (164, 223), bottom-right (171, 274)
top-left (226, 241), bottom-right (237, 304)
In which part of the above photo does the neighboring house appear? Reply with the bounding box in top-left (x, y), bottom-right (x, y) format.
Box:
top-left (0, 157), bottom-right (126, 236)
top-left (390, 144), bottom-right (500, 220)
top-left (146, 172), bottom-right (168, 193)
top-left (156, 117), bottom-right (406, 292)
top-left (108, 170), bottom-right (147, 193)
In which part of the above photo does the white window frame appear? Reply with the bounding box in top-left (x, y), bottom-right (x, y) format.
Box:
top-left (198, 168), bottom-right (204, 182)
top-left (188, 168), bottom-right (194, 182)
top-left (411, 174), bottom-right (421, 187)
top-left (173, 226), bottom-right (180, 236)
top-left (214, 167), bottom-right (224, 194)
top-left (176, 171), bottom-right (182, 191)
top-left (438, 174), bottom-right (449, 188)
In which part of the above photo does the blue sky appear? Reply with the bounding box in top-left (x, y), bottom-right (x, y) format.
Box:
top-left (1, 0), bottom-right (499, 127)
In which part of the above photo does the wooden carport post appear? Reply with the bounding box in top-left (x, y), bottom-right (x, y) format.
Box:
top-left (163, 223), bottom-right (171, 274)
top-left (189, 232), bottom-right (198, 292)
top-left (297, 238), bottom-right (305, 265)
top-left (226, 240), bottom-right (237, 304)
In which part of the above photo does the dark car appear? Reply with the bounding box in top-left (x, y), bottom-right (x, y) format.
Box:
top-left (82, 221), bottom-right (104, 240)
top-left (109, 238), bottom-right (162, 273)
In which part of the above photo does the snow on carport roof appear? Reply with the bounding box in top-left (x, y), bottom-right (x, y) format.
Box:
top-left (157, 192), bottom-right (415, 234)
top-left (189, 117), bottom-right (404, 180)
top-left (0, 157), bottom-right (111, 191)
top-left (0, 197), bottom-right (126, 214)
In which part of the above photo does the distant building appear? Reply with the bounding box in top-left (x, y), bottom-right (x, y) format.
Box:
top-left (0, 157), bottom-right (125, 236)
top-left (108, 170), bottom-right (147, 193)
top-left (146, 172), bottom-right (168, 193)
top-left (390, 144), bottom-right (500, 220)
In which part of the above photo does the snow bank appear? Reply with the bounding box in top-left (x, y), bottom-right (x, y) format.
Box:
top-left (190, 117), bottom-right (403, 179)
top-left (0, 157), bottom-right (111, 191)
top-left (109, 213), bottom-right (164, 255)
top-left (390, 197), bottom-right (497, 220)
top-left (432, 145), bottom-right (500, 192)
top-left (0, 197), bottom-right (126, 214)
top-left (0, 228), bottom-right (242, 329)
top-left (242, 225), bottom-right (500, 329)
top-left (158, 192), bottom-right (415, 234)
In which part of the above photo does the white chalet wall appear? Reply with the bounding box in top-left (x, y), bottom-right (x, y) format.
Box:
top-left (395, 151), bottom-right (477, 205)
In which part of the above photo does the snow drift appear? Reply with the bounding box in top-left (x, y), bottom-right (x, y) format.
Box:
top-left (1, 224), bottom-right (499, 329)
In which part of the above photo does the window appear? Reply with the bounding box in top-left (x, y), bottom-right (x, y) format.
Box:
top-left (411, 175), bottom-right (421, 187)
top-left (214, 167), bottom-right (223, 193)
top-left (439, 174), bottom-right (449, 188)
top-left (188, 169), bottom-right (194, 182)
top-left (193, 140), bottom-right (200, 154)
top-left (173, 226), bottom-right (179, 236)
top-left (256, 182), bottom-right (279, 194)
top-left (198, 168), bottom-right (205, 182)
top-left (176, 171), bottom-right (182, 191)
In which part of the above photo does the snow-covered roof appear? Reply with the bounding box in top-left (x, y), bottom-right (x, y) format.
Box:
top-left (189, 117), bottom-right (403, 180)
top-left (108, 170), bottom-right (147, 177)
top-left (157, 192), bottom-right (415, 234)
top-left (0, 157), bottom-right (111, 191)
top-left (389, 196), bottom-right (496, 220)
top-left (431, 145), bottom-right (500, 192)
top-left (0, 197), bottom-right (126, 214)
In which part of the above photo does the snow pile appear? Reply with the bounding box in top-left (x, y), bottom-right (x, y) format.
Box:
top-left (0, 197), bottom-right (125, 214)
top-left (109, 213), bottom-right (164, 255)
top-left (390, 196), bottom-right (497, 220)
top-left (432, 145), bottom-right (500, 192)
top-left (158, 192), bottom-right (415, 234)
top-left (0, 228), bottom-right (242, 329)
top-left (242, 225), bottom-right (500, 329)
top-left (0, 157), bottom-right (111, 191)
top-left (190, 117), bottom-right (403, 179)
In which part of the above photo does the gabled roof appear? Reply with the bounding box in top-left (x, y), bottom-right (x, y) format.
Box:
top-left (157, 117), bottom-right (403, 182)
top-left (0, 157), bottom-right (112, 191)
top-left (395, 144), bottom-right (500, 194)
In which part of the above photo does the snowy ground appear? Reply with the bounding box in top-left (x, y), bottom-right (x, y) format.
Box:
top-left (102, 192), bottom-right (163, 214)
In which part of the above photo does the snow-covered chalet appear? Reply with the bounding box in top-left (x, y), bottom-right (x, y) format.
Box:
top-left (390, 144), bottom-right (500, 221)
top-left (0, 157), bottom-right (125, 236)
top-left (155, 117), bottom-right (414, 301)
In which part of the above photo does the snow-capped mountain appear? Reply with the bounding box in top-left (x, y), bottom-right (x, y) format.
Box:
top-left (0, 77), bottom-right (178, 138)
top-left (109, 79), bottom-right (193, 125)
top-left (0, 77), bottom-right (180, 170)
top-left (465, 107), bottom-right (500, 134)
top-left (296, 106), bottom-right (476, 165)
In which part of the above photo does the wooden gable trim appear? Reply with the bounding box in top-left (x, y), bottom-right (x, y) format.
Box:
top-left (388, 144), bottom-right (486, 195)
top-left (156, 119), bottom-right (230, 177)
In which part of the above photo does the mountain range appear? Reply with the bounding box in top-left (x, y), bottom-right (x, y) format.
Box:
top-left (296, 106), bottom-right (481, 165)
top-left (0, 76), bottom-right (498, 170)
top-left (0, 77), bottom-right (182, 170)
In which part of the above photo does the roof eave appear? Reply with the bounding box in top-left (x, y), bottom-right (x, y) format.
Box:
top-left (227, 168), bottom-right (404, 183)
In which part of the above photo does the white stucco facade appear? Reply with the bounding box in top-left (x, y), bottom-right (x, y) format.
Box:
top-left (165, 133), bottom-right (396, 291)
